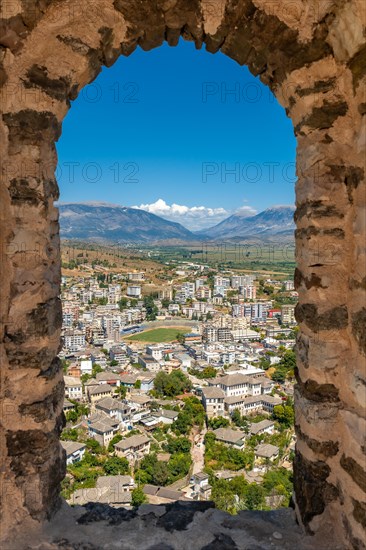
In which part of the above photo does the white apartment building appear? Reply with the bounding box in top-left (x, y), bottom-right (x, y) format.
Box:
top-left (146, 344), bottom-right (164, 361)
top-left (63, 330), bottom-right (85, 352)
top-left (202, 387), bottom-right (225, 418)
top-left (80, 359), bottom-right (93, 375)
top-left (64, 376), bottom-right (83, 399)
top-left (196, 286), bottom-right (212, 299)
top-left (241, 285), bottom-right (257, 300)
top-left (231, 275), bottom-right (255, 288)
top-left (209, 373), bottom-right (262, 398)
top-left (214, 276), bottom-right (231, 288)
top-left (284, 279), bottom-right (295, 291)
top-left (180, 282), bottom-right (195, 299)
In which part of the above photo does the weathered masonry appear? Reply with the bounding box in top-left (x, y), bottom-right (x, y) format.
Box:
top-left (0, 1), bottom-right (365, 548)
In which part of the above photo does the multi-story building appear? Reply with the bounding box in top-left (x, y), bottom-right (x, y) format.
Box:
top-left (209, 373), bottom-right (262, 398)
top-left (212, 427), bottom-right (246, 450)
top-left (231, 275), bottom-right (255, 289)
top-left (214, 276), bottom-right (231, 288)
top-left (284, 279), bottom-right (295, 291)
top-left (281, 304), bottom-right (296, 324)
top-left (88, 384), bottom-right (114, 406)
top-left (64, 376), bottom-right (83, 400)
top-left (95, 397), bottom-right (131, 428)
top-left (146, 344), bottom-right (164, 361)
top-left (196, 285), bottom-right (212, 299)
top-left (114, 434), bottom-right (151, 462)
top-left (180, 282), bottom-right (195, 300)
top-left (61, 441), bottom-right (86, 465)
top-left (241, 285), bottom-right (257, 300)
top-left (201, 387), bottom-right (225, 418)
top-left (63, 330), bottom-right (85, 352)
top-left (87, 413), bottom-right (120, 447)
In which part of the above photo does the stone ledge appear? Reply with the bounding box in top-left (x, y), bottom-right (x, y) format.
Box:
top-left (8, 501), bottom-right (343, 550)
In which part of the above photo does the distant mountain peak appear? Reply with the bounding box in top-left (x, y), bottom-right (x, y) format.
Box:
top-left (58, 202), bottom-right (198, 243)
top-left (197, 205), bottom-right (295, 241)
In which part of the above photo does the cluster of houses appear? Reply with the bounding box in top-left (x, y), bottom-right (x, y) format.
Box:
top-left (201, 369), bottom-right (282, 418)
top-left (210, 421), bottom-right (280, 463)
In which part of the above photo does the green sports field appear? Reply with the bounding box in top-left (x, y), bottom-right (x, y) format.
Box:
top-left (124, 327), bottom-right (188, 343)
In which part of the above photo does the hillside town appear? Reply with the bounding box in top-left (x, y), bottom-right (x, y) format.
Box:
top-left (60, 257), bottom-right (297, 511)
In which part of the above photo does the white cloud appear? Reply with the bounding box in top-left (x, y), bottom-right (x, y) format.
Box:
top-left (132, 198), bottom-right (258, 231)
top-left (234, 205), bottom-right (258, 217)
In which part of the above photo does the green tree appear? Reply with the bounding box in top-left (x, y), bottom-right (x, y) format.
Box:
top-left (153, 461), bottom-right (170, 486)
top-left (272, 404), bottom-right (294, 428)
top-left (176, 332), bottom-right (186, 344)
top-left (65, 409), bottom-right (78, 424)
top-left (92, 363), bottom-right (103, 377)
top-left (103, 456), bottom-right (130, 475)
top-left (165, 436), bottom-right (191, 455)
top-left (144, 295), bottom-right (158, 321)
top-left (60, 428), bottom-right (78, 441)
top-left (167, 453), bottom-right (191, 480)
top-left (85, 438), bottom-right (103, 454)
top-left (118, 297), bottom-right (129, 311)
top-left (115, 385), bottom-right (127, 399)
top-left (131, 487), bottom-right (147, 507)
top-left (208, 417), bottom-right (230, 429)
top-left (153, 370), bottom-right (192, 397)
top-left (244, 484), bottom-right (266, 510)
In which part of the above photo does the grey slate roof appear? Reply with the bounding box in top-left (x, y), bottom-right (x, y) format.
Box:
top-left (115, 434), bottom-right (150, 451)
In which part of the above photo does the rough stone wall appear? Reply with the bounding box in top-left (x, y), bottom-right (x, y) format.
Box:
top-left (0, 0), bottom-right (365, 547)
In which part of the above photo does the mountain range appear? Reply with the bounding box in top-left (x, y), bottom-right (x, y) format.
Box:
top-left (196, 206), bottom-right (295, 240)
top-left (58, 203), bottom-right (295, 243)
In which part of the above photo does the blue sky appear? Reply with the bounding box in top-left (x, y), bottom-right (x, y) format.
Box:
top-left (57, 40), bottom-right (296, 230)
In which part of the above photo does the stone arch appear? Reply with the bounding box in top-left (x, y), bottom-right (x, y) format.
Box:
top-left (0, 1), bottom-right (365, 547)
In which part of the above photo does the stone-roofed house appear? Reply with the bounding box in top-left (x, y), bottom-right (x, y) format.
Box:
top-left (63, 399), bottom-right (75, 413)
top-left (250, 419), bottom-right (275, 436)
top-left (69, 475), bottom-right (134, 507)
top-left (201, 386), bottom-right (225, 418)
top-left (127, 394), bottom-right (151, 409)
top-left (114, 434), bottom-right (150, 462)
top-left (87, 412), bottom-right (120, 447)
top-left (261, 395), bottom-right (283, 412)
top-left (64, 375), bottom-right (83, 400)
top-left (212, 427), bottom-right (246, 450)
top-left (95, 397), bottom-right (131, 426)
top-left (61, 441), bottom-right (86, 464)
top-left (224, 395), bottom-right (263, 416)
top-left (88, 384), bottom-right (114, 406)
top-left (209, 373), bottom-right (262, 398)
top-left (96, 372), bottom-right (121, 387)
top-left (255, 443), bottom-right (279, 462)
top-left (119, 373), bottom-right (138, 390)
top-left (152, 409), bottom-right (179, 424)
top-left (143, 485), bottom-right (188, 504)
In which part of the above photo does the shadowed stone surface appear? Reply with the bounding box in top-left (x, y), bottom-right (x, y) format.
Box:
top-left (9, 502), bottom-right (347, 550)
